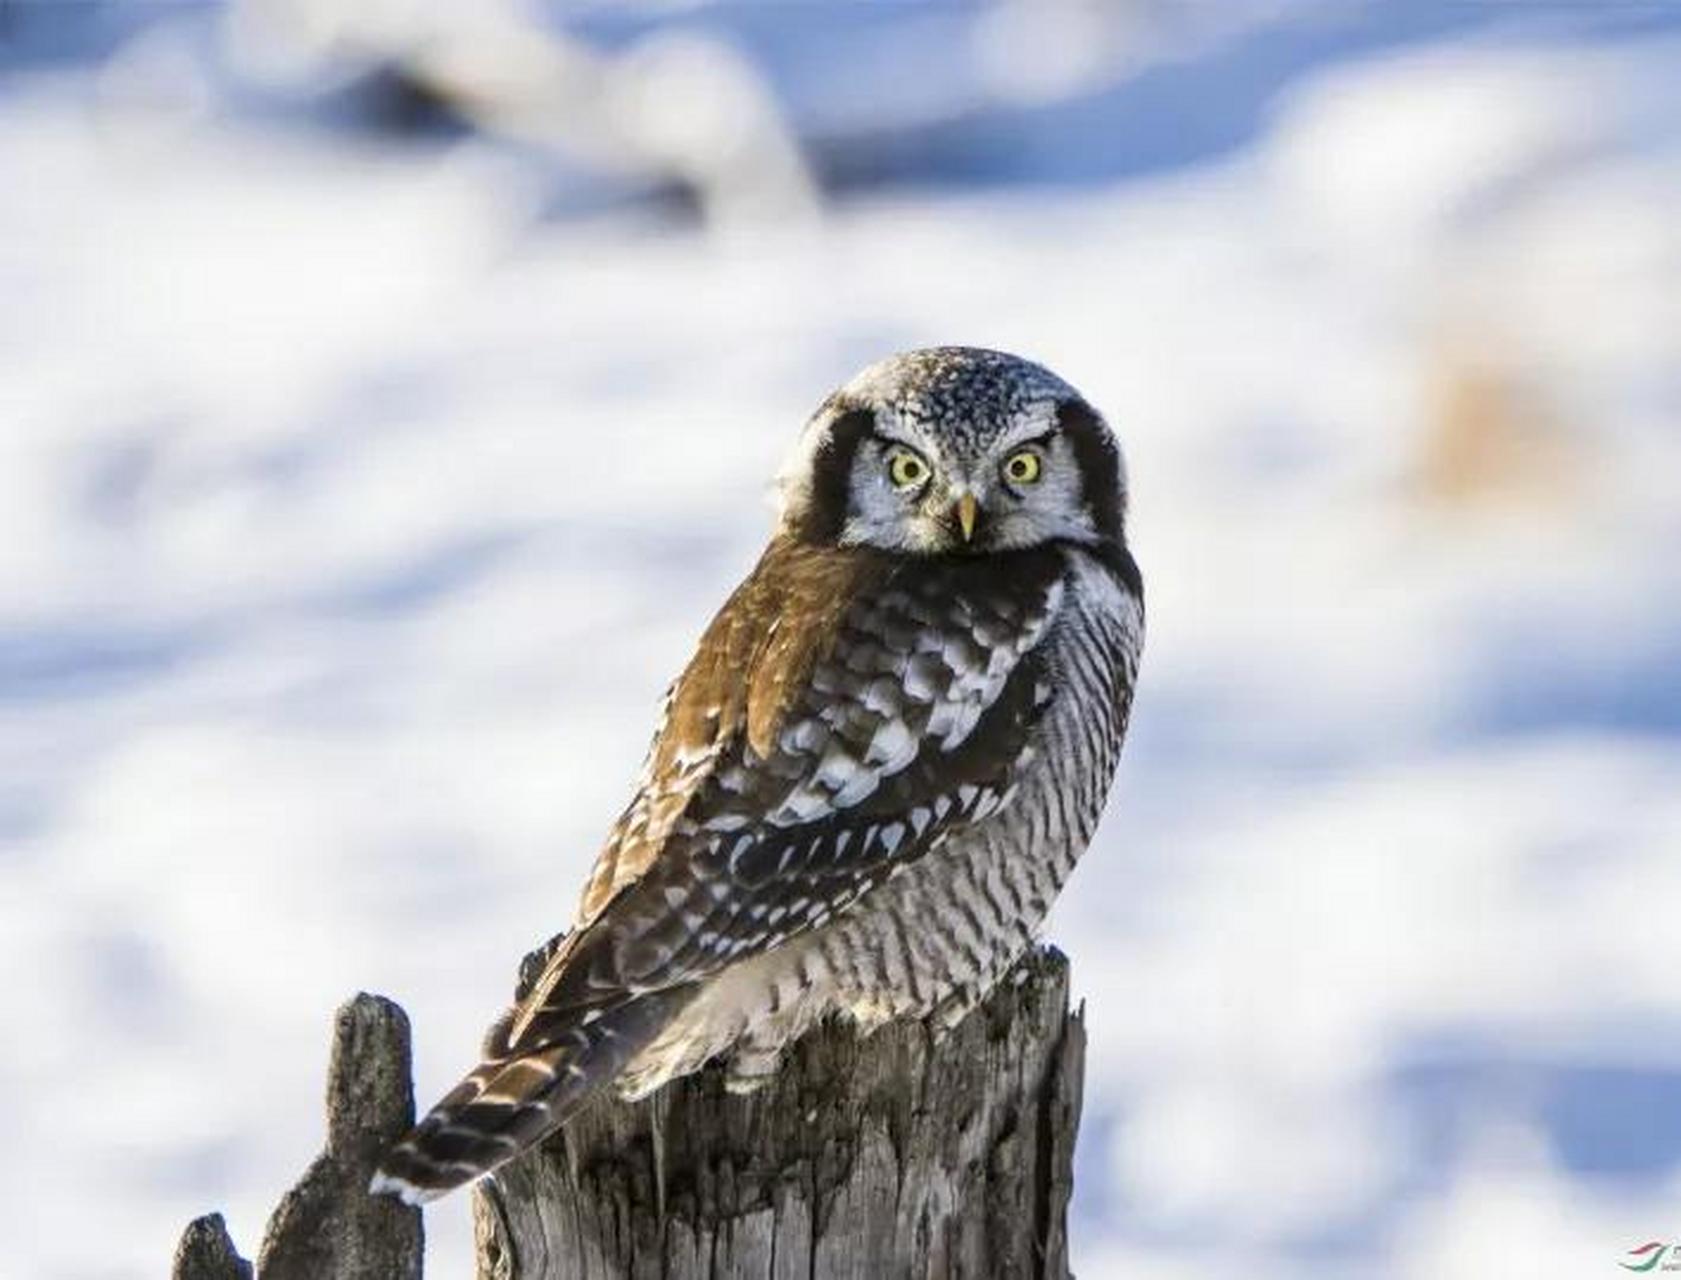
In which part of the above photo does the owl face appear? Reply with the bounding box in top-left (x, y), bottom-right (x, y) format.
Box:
top-left (780, 347), bottom-right (1126, 555)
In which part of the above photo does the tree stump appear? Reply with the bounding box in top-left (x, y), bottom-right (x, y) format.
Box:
top-left (471, 946), bottom-right (1085, 1280)
top-left (258, 993), bottom-right (425, 1279)
top-left (172, 1213), bottom-right (252, 1280)
top-left (172, 993), bottom-right (423, 1280)
top-left (174, 950), bottom-right (1087, 1279)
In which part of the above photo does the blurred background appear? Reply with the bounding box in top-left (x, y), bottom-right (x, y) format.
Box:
top-left (4, 1), bottom-right (1680, 1276)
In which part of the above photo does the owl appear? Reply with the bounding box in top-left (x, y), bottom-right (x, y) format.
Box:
top-left (372, 347), bottom-right (1143, 1203)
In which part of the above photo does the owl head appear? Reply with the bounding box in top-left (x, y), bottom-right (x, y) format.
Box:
top-left (779, 347), bottom-right (1126, 555)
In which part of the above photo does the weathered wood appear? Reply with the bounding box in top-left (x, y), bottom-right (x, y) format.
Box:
top-left (257, 992), bottom-right (426, 1279)
top-left (172, 1213), bottom-right (252, 1280)
top-left (472, 946), bottom-right (1085, 1280)
top-left (175, 952), bottom-right (1088, 1279)
top-left (171, 993), bottom-right (424, 1278)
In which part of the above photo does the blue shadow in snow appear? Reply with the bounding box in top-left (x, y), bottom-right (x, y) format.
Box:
top-left (1461, 621), bottom-right (1681, 740)
top-left (1390, 1046), bottom-right (1681, 1189)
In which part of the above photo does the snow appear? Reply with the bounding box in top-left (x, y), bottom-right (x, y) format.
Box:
top-left (2, 8), bottom-right (1679, 1277)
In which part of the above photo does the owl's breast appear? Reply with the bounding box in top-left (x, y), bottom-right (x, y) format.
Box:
top-left (1030, 543), bottom-right (1144, 839)
top-left (806, 544), bottom-right (1143, 1019)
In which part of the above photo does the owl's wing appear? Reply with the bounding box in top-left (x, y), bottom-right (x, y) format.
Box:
top-left (504, 537), bottom-right (1069, 1051)
top-left (372, 538), bottom-right (1073, 1201)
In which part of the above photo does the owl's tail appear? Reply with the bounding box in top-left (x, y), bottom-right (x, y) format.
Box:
top-left (370, 989), bottom-right (690, 1204)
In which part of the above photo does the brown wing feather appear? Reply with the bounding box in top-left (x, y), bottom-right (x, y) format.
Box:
top-left (575, 537), bottom-right (885, 925)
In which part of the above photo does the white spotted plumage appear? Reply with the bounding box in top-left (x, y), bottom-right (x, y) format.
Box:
top-left (373, 347), bottom-right (1143, 1204)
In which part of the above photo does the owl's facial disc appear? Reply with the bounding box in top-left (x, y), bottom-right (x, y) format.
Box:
top-left (777, 348), bottom-right (1127, 554)
top-left (827, 423), bottom-right (1100, 555)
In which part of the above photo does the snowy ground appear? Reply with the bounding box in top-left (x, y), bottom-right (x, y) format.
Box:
top-left (3, 7), bottom-right (1680, 1278)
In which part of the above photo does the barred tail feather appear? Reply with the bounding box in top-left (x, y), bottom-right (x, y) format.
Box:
top-left (370, 990), bottom-right (690, 1204)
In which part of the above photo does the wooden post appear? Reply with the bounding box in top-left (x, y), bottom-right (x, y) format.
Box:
top-left (172, 1214), bottom-right (252, 1280)
top-left (172, 993), bottom-right (424, 1280)
top-left (175, 950), bottom-right (1086, 1280)
top-left (471, 946), bottom-right (1085, 1280)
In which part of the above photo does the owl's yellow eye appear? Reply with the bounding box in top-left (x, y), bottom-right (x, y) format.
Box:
top-left (887, 448), bottom-right (931, 490)
top-left (1002, 450), bottom-right (1042, 486)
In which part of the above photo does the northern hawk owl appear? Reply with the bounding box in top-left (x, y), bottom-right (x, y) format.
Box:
top-left (373, 347), bottom-right (1144, 1202)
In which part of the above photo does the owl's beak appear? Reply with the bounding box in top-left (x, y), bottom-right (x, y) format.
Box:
top-left (955, 492), bottom-right (979, 542)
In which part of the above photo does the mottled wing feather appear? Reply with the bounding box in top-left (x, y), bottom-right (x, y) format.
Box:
top-left (575, 541), bottom-right (873, 925)
top-left (377, 984), bottom-right (693, 1199)
top-left (505, 539), bottom-right (1067, 1056)
top-left (589, 650), bottom-right (1051, 992)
